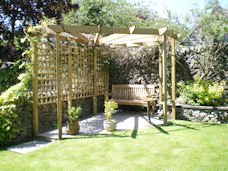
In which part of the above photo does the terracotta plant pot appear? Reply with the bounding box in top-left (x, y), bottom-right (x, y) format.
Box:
top-left (66, 120), bottom-right (80, 135)
top-left (104, 120), bottom-right (117, 132)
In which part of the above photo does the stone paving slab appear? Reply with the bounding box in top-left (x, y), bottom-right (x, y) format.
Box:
top-left (38, 112), bottom-right (163, 140)
top-left (8, 112), bottom-right (163, 154)
top-left (7, 140), bottom-right (53, 154)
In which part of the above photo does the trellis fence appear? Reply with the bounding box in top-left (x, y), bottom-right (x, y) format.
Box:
top-left (32, 36), bottom-right (108, 138)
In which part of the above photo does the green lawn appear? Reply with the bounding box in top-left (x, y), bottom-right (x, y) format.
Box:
top-left (1, 120), bottom-right (228, 171)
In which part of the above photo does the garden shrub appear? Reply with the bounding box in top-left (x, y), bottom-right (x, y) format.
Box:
top-left (0, 61), bottom-right (26, 92)
top-left (0, 70), bottom-right (31, 146)
top-left (177, 79), bottom-right (226, 106)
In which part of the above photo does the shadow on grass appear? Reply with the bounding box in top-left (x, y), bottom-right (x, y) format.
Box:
top-left (131, 116), bottom-right (138, 139)
top-left (168, 122), bottom-right (198, 130)
top-left (151, 122), bottom-right (169, 134)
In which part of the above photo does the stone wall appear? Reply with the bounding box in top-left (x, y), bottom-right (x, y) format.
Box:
top-left (11, 96), bottom-right (105, 144)
top-left (108, 46), bottom-right (193, 98)
top-left (10, 103), bottom-right (34, 144)
top-left (176, 108), bottom-right (228, 124)
top-left (157, 105), bottom-right (228, 124)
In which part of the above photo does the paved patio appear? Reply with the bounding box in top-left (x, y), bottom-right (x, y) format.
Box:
top-left (8, 111), bottom-right (163, 154)
top-left (38, 111), bottom-right (163, 140)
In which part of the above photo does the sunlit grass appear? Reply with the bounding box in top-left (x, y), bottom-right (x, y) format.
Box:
top-left (0, 120), bottom-right (228, 171)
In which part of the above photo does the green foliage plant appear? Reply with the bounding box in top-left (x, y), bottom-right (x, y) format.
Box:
top-left (0, 70), bottom-right (32, 145)
top-left (0, 61), bottom-right (26, 92)
top-left (177, 79), bottom-right (226, 106)
top-left (104, 101), bottom-right (118, 121)
top-left (68, 107), bottom-right (82, 122)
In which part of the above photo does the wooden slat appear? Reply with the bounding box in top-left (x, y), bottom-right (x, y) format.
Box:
top-left (68, 41), bottom-right (73, 111)
top-left (113, 84), bottom-right (155, 88)
top-left (111, 84), bottom-right (155, 100)
top-left (93, 46), bottom-right (98, 114)
top-left (162, 36), bottom-right (168, 125)
top-left (56, 33), bottom-right (62, 139)
top-left (32, 41), bottom-right (38, 136)
top-left (171, 38), bottom-right (176, 120)
top-left (159, 44), bottom-right (163, 102)
top-left (105, 69), bottom-right (109, 101)
top-left (111, 99), bottom-right (148, 106)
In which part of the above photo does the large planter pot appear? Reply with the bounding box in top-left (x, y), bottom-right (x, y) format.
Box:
top-left (66, 120), bottom-right (80, 135)
top-left (103, 120), bottom-right (117, 132)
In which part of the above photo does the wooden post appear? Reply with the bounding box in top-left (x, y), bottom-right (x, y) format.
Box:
top-left (105, 68), bottom-right (109, 101)
top-left (32, 41), bottom-right (38, 136)
top-left (171, 38), bottom-right (176, 120)
top-left (162, 36), bottom-right (168, 125)
top-left (159, 44), bottom-right (163, 102)
top-left (93, 46), bottom-right (98, 114)
top-left (68, 41), bottom-right (73, 110)
top-left (56, 33), bottom-right (62, 139)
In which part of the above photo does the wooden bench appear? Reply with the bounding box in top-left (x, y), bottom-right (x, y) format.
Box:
top-left (109, 84), bottom-right (157, 120)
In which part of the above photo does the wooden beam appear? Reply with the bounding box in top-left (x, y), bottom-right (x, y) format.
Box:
top-left (68, 41), bottom-right (73, 111)
top-left (171, 38), bottom-right (176, 120)
top-left (159, 27), bottom-right (168, 36)
top-left (159, 44), bottom-right (163, 102)
top-left (31, 41), bottom-right (38, 136)
top-left (166, 30), bottom-right (177, 39)
top-left (111, 35), bottom-right (158, 45)
top-left (162, 36), bottom-right (168, 125)
top-left (129, 26), bottom-right (136, 34)
top-left (101, 34), bottom-right (158, 46)
top-left (48, 25), bottom-right (159, 35)
top-left (48, 25), bottom-right (178, 39)
top-left (93, 46), bottom-right (98, 114)
top-left (59, 36), bottom-right (81, 43)
top-left (56, 32), bottom-right (62, 139)
top-left (100, 34), bottom-right (127, 44)
top-left (94, 33), bottom-right (100, 45)
top-left (68, 32), bottom-right (89, 44)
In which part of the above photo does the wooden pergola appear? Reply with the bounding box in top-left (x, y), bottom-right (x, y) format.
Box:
top-left (32, 25), bottom-right (177, 139)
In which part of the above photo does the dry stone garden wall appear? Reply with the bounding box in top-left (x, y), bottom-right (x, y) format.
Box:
top-left (157, 105), bottom-right (228, 124)
top-left (176, 108), bottom-right (228, 124)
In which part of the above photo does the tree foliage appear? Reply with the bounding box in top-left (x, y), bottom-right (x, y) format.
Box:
top-left (189, 0), bottom-right (227, 41)
top-left (182, 0), bottom-right (228, 81)
top-left (0, 0), bottom-right (78, 61)
top-left (64, 0), bottom-right (188, 34)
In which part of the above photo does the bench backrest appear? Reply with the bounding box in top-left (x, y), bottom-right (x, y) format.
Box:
top-left (112, 84), bottom-right (155, 100)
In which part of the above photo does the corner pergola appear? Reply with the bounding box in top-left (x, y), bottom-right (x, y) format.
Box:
top-left (32, 25), bottom-right (177, 139)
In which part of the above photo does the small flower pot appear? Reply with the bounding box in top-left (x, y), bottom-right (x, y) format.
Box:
top-left (66, 120), bottom-right (80, 135)
top-left (103, 120), bottom-right (117, 132)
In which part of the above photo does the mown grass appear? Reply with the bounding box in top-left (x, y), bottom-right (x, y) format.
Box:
top-left (0, 120), bottom-right (228, 171)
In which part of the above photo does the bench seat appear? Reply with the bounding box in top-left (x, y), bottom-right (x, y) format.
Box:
top-left (110, 99), bottom-right (148, 106)
top-left (108, 84), bottom-right (157, 120)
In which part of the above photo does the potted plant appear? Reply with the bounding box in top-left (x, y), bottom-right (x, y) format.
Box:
top-left (66, 106), bottom-right (82, 135)
top-left (103, 101), bottom-right (118, 131)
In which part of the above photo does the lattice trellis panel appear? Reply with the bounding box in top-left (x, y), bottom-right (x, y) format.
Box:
top-left (37, 41), bottom-right (57, 105)
top-left (71, 44), bottom-right (95, 99)
top-left (59, 42), bottom-right (69, 101)
top-left (35, 39), bottom-right (108, 106)
top-left (96, 47), bottom-right (106, 96)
